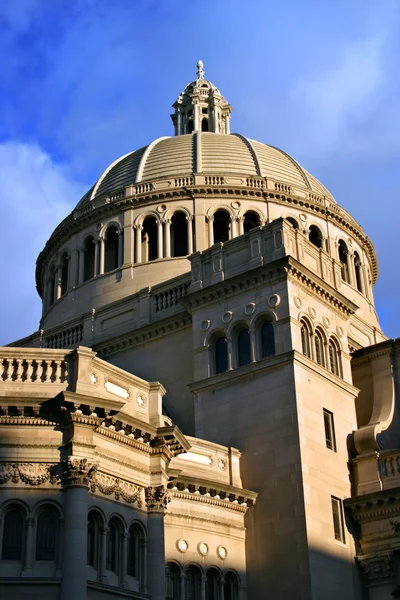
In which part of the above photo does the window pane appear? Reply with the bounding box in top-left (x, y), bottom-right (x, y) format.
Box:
top-left (2, 509), bottom-right (24, 560)
top-left (261, 321), bottom-right (275, 358)
top-left (315, 332), bottom-right (324, 366)
top-left (331, 497), bottom-right (345, 543)
top-left (237, 329), bottom-right (251, 367)
top-left (323, 409), bottom-right (336, 451)
top-left (301, 323), bottom-right (310, 358)
top-left (215, 337), bottom-right (228, 374)
top-left (36, 510), bottom-right (57, 560)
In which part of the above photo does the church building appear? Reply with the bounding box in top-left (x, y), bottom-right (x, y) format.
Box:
top-left (0, 62), bottom-right (399, 600)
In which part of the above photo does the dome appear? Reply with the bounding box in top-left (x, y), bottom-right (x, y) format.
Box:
top-left (77, 132), bottom-right (335, 208)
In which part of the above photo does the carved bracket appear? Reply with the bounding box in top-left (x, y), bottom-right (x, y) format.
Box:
top-left (63, 458), bottom-right (98, 487)
top-left (145, 485), bottom-right (171, 513)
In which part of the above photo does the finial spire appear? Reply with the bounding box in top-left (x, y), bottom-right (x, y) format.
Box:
top-left (196, 60), bottom-right (204, 80)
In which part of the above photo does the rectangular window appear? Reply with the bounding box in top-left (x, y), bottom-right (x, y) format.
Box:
top-left (323, 409), bottom-right (336, 451)
top-left (331, 496), bottom-right (345, 543)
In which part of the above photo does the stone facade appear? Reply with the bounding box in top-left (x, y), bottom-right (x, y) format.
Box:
top-left (1, 63), bottom-right (399, 600)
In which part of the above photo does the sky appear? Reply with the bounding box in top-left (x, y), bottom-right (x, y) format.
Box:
top-left (0, 0), bottom-right (399, 344)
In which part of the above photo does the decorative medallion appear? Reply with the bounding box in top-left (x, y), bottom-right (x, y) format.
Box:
top-left (177, 539), bottom-right (188, 553)
top-left (336, 326), bottom-right (344, 338)
top-left (90, 373), bottom-right (98, 385)
top-left (200, 320), bottom-right (211, 331)
top-left (244, 303), bottom-right (256, 315)
top-left (136, 393), bottom-right (146, 408)
top-left (299, 213), bottom-right (307, 222)
top-left (157, 204), bottom-right (167, 213)
top-left (322, 316), bottom-right (330, 328)
top-left (222, 311), bottom-right (233, 324)
top-left (269, 294), bottom-right (280, 308)
top-left (231, 201), bottom-right (241, 209)
top-left (293, 295), bottom-right (302, 309)
top-left (217, 546), bottom-right (228, 560)
top-left (308, 306), bottom-right (316, 319)
top-left (198, 542), bottom-right (209, 556)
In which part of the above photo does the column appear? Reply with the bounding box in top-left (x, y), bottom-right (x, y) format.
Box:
top-left (99, 237), bottom-right (105, 275)
top-left (238, 216), bottom-right (245, 236)
top-left (207, 216), bottom-right (214, 247)
top-left (135, 224), bottom-right (143, 264)
top-left (214, 107), bottom-right (220, 133)
top-left (22, 517), bottom-right (34, 576)
top-left (78, 249), bottom-right (85, 284)
top-left (118, 230), bottom-right (124, 267)
top-left (145, 486), bottom-right (169, 600)
top-left (226, 113), bottom-right (231, 134)
top-left (201, 575), bottom-right (206, 600)
top-left (164, 219), bottom-right (171, 258)
top-left (230, 217), bottom-right (237, 239)
top-left (187, 216), bottom-right (194, 255)
top-left (60, 458), bottom-right (97, 600)
top-left (99, 527), bottom-right (108, 584)
top-left (123, 209), bottom-right (134, 265)
top-left (69, 249), bottom-right (79, 288)
top-left (227, 336), bottom-right (233, 370)
top-left (157, 220), bottom-right (163, 259)
top-left (194, 102), bottom-right (199, 131)
top-left (250, 329), bottom-right (257, 362)
top-left (94, 241), bottom-right (100, 277)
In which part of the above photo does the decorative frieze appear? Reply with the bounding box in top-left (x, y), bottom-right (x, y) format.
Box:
top-left (358, 554), bottom-right (394, 586)
top-left (0, 462), bottom-right (59, 486)
top-left (145, 485), bottom-right (171, 513)
top-left (90, 472), bottom-right (142, 506)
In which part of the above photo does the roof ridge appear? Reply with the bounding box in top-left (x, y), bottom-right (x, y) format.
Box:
top-left (90, 151), bottom-right (135, 201)
top-left (266, 144), bottom-right (312, 190)
top-left (136, 137), bottom-right (170, 183)
top-left (231, 134), bottom-right (262, 176)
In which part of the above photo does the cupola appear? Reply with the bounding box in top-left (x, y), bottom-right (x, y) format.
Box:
top-left (171, 61), bottom-right (232, 135)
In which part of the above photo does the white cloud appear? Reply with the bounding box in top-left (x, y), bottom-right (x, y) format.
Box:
top-left (0, 141), bottom-right (88, 345)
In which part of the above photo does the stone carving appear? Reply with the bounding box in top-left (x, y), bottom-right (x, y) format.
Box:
top-left (63, 458), bottom-right (98, 487)
top-left (90, 472), bottom-right (142, 506)
top-left (0, 462), bottom-right (58, 486)
top-left (358, 554), bottom-right (394, 585)
top-left (145, 485), bottom-right (171, 512)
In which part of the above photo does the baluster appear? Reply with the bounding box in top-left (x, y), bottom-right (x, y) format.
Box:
top-left (63, 360), bottom-right (69, 383)
top-left (15, 359), bottom-right (23, 381)
top-left (54, 360), bottom-right (62, 383)
top-left (42, 360), bottom-right (51, 382)
top-left (26, 360), bottom-right (34, 382)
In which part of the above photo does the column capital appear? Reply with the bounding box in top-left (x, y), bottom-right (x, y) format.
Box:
top-left (63, 457), bottom-right (98, 488)
top-left (186, 214), bottom-right (194, 222)
top-left (207, 215), bottom-right (214, 223)
top-left (134, 223), bottom-right (143, 231)
top-left (144, 485), bottom-right (171, 513)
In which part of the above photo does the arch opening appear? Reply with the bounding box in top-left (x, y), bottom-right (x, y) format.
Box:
top-left (354, 251), bottom-right (363, 293)
top-left (83, 237), bottom-right (96, 282)
top-left (309, 225), bottom-right (323, 249)
top-left (243, 211), bottom-right (260, 233)
top-left (214, 335), bottom-right (228, 374)
top-left (171, 212), bottom-right (188, 257)
top-left (104, 226), bottom-right (119, 272)
top-left (237, 327), bottom-right (251, 367)
top-left (338, 240), bottom-right (350, 283)
top-left (213, 210), bottom-right (230, 244)
top-left (2, 507), bottom-right (25, 560)
top-left (36, 507), bottom-right (58, 560)
top-left (261, 320), bottom-right (275, 358)
top-left (142, 217), bottom-right (158, 262)
top-left (60, 253), bottom-right (69, 296)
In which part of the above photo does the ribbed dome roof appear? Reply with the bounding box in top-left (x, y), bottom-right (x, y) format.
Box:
top-left (76, 132), bottom-right (335, 208)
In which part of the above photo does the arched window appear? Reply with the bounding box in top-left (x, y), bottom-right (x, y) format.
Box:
top-left (60, 253), bottom-right (69, 296)
top-left (286, 217), bottom-right (299, 229)
top-left (300, 320), bottom-right (312, 358)
top-left (214, 335), bottom-right (228, 374)
top-left (171, 212), bottom-right (188, 257)
top-left (166, 563), bottom-right (181, 600)
top-left (2, 507), bottom-right (25, 560)
top-left (104, 226), bottom-right (119, 273)
top-left (354, 252), bottom-right (363, 293)
top-left (83, 237), bottom-right (96, 282)
top-left (106, 518), bottom-right (123, 573)
top-left (338, 240), bottom-right (350, 283)
top-left (185, 565), bottom-right (201, 600)
top-left (127, 523), bottom-right (145, 579)
top-left (36, 508), bottom-right (58, 560)
top-left (224, 572), bottom-right (239, 600)
top-left (213, 210), bottom-right (230, 244)
top-left (48, 266), bottom-right (56, 307)
top-left (142, 217), bottom-right (158, 262)
top-left (201, 119), bottom-right (209, 132)
top-left (206, 568), bottom-right (221, 600)
top-left (309, 225), bottom-right (323, 249)
top-left (260, 320), bottom-right (275, 358)
top-left (188, 120), bottom-right (194, 134)
top-left (237, 327), bottom-right (251, 367)
top-left (87, 512), bottom-right (101, 569)
top-left (329, 339), bottom-right (341, 377)
top-left (314, 329), bottom-right (325, 367)
top-left (243, 211), bottom-right (259, 233)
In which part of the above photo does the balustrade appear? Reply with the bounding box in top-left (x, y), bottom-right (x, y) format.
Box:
top-left (0, 355), bottom-right (68, 384)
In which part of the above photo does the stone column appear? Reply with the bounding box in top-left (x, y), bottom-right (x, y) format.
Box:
top-left (94, 240), bottom-right (100, 277)
top-left (55, 266), bottom-right (62, 300)
top-left (120, 533), bottom-right (129, 589)
top-left (135, 224), bottom-right (143, 263)
top-left (99, 526), bottom-right (108, 584)
top-left (164, 219), bottom-right (171, 258)
top-left (157, 220), bottom-right (163, 259)
top-left (250, 328), bottom-right (257, 362)
top-left (78, 249), bottom-right (85, 284)
top-left (99, 237), bottom-right (105, 275)
top-left (60, 458), bottom-right (97, 600)
top-left (22, 517), bottom-right (34, 576)
top-left (230, 217), bottom-right (237, 239)
top-left (207, 216), bottom-right (214, 247)
top-left (145, 485), bottom-right (170, 600)
top-left (226, 114), bottom-right (231, 134)
top-left (69, 249), bottom-right (79, 288)
top-left (227, 336), bottom-right (233, 370)
top-left (187, 216), bottom-right (194, 255)
top-left (123, 209), bottom-right (134, 265)
top-left (118, 230), bottom-right (124, 267)
top-left (201, 575), bottom-right (206, 600)
top-left (238, 216), bottom-right (245, 236)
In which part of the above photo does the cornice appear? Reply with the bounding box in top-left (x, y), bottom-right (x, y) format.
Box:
top-left (345, 487), bottom-right (400, 523)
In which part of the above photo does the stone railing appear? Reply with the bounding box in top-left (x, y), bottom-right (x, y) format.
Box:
top-left (0, 350), bottom-right (69, 386)
top-left (45, 324), bottom-right (83, 349)
top-left (153, 281), bottom-right (191, 313)
top-left (379, 450), bottom-right (400, 490)
top-left (204, 175), bottom-right (225, 185)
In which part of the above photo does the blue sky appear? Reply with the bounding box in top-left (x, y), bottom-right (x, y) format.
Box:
top-left (0, 0), bottom-right (399, 344)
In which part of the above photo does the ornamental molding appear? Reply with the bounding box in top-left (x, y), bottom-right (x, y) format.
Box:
top-left (168, 480), bottom-right (256, 513)
top-left (345, 492), bottom-right (400, 523)
top-left (90, 471), bottom-right (142, 506)
top-left (0, 462), bottom-right (59, 486)
top-left (144, 485), bottom-right (171, 513)
top-left (63, 458), bottom-right (98, 487)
